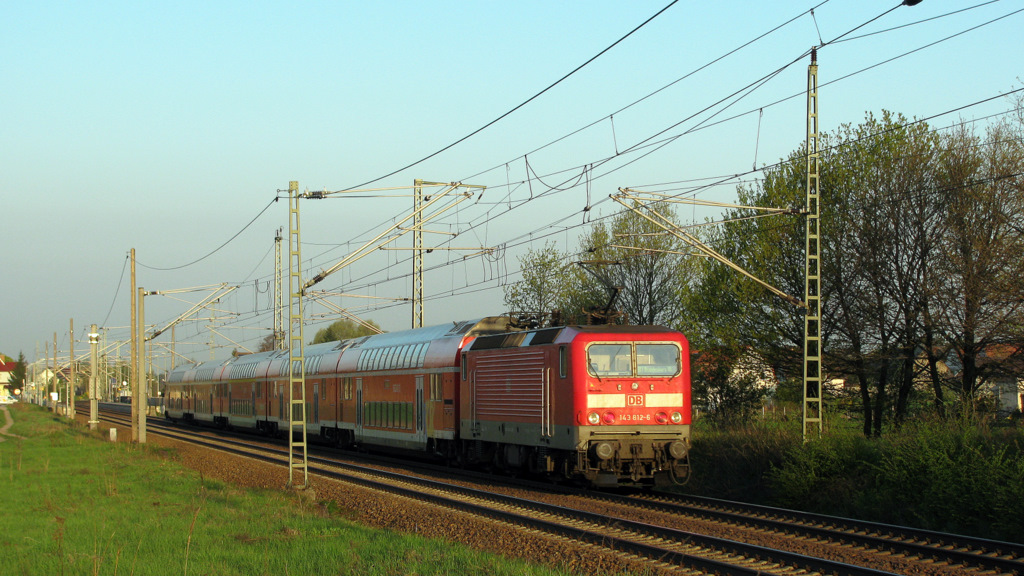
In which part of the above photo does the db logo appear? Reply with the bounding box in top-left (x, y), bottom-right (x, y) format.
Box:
top-left (626, 394), bottom-right (645, 406)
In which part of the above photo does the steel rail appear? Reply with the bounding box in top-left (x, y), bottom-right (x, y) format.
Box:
top-left (626, 492), bottom-right (1024, 575)
top-left (90, 402), bottom-right (1024, 576)
top-left (94, 408), bottom-right (899, 576)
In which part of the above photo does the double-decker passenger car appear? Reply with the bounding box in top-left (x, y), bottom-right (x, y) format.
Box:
top-left (164, 316), bottom-right (690, 487)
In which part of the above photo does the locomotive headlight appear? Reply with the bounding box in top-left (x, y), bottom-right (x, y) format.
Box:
top-left (603, 412), bottom-right (615, 424)
top-left (655, 412), bottom-right (668, 424)
top-left (670, 411), bottom-right (683, 424)
top-left (587, 412), bottom-right (600, 425)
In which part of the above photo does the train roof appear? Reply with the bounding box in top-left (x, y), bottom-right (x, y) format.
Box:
top-left (167, 316), bottom-right (515, 383)
top-left (353, 316), bottom-right (513, 349)
top-left (464, 324), bottom-right (683, 352)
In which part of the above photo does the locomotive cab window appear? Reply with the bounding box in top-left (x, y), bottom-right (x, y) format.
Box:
top-left (636, 343), bottom-right (681, 376)
top-left (587, 342), bottom-right (681, 378)
top-left (587, 344), bottom-right (632, 377)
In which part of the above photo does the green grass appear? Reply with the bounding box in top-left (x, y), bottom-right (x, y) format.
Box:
top-left (0, 404), bottom-right (616, 576)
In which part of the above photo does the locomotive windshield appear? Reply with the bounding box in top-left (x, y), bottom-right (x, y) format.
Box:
top-left (587, 342), bottom-right (681, 378)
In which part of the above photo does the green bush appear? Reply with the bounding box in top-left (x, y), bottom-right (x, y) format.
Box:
top-left (683, 417), bottom-right (801, 502)
top-left (865, 420), bottom-right (1024, 538)
top-left (680, 413), bottom-right (1024, 542)
top-left (768, 431), bottom-right (880, 518)
top-left (765, 418), bottom-right (1024, 541)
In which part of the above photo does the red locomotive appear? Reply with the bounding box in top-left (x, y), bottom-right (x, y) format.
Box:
top-left (165, 316), bottom-right (691, 487)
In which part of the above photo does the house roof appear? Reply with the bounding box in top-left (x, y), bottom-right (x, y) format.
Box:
top-left (976, 343), bottom-right (1023, 362)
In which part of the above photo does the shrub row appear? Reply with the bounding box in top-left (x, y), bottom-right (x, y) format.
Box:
top-left (682, 416), bottom-right (1024, 542)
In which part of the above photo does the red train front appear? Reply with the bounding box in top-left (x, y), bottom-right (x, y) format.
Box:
top-left (461, 324), bottom-right (691, 487)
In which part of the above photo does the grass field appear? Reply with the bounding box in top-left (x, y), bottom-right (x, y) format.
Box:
top-left (0, 404), bottom-right (589, 576)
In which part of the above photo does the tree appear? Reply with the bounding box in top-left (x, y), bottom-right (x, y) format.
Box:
top-left (6, 352), bottom-right (27, 396)
top-left (310, 317), bottom-right (382, 345)
top-left (257, 332), bottom-right (278, 352)
top-left (502, 205), bottom-right (697, 328)
top-left (685, 111), bottom-right (945, 435)
top-left (576, 203), bottom-right (696, 327)
top-left (685, 108), bottom-right (1024, 434)
top-left (928, 120), bottom-right (1024, 408)
top-left (822, 111), bottom-right (941, 434)
top-left (683, 148), bottom-right (807, 391)
top-left (503, 240), bottom-right (575, 325)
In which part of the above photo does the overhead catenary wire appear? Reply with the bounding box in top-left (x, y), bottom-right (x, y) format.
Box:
top-left (666, 5), bottom-right (1024, 146)
top-left (344, 0), bottom-right (682, 191)
top-left (458, 2), bottom-right (956, 219)
top-left (126, 2), bottom-right (1024, 360)
top-left (101, 253), bottom-right (130, 329)
top-left (162, 157), bottom-right (1024, 356)
top-left (137, 196), bottom-right (279, 271)
top-left (251, 93), bottom-right (1023, 336)
top-left (495, 1), bottom-right (1022, 201)
top-left (193, 68), bottom-right (1024, 347)
top-left (459, 1), bottom-right (833, 184)
top-left (327, 94), bottom-right (1024, 312)
top-left (234, 0), bottom-right (934, 294)
top-left (831, 0), bottom-right (1004, 45)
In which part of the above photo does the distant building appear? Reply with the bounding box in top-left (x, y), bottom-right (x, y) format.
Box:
top-left (0, 358), bottom-right (14, 387)
top-left (0, 359), bottom-right (15, 402)
top-left (731, 349), bottom-right (780, 393)
top-left (969, 344), bottom-right (1024, 413)
top-left (907, 345), bottom-right (1021, 414)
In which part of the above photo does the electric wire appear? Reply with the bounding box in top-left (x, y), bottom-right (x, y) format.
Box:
top-left (221, 1), bottom-right (921, 291)
top-left (635, 4), bottom-right (1024, 150)
top-left (101, 253), bottom-right (130, 329)
top-left (327, 94), bottom-right (1024, 316)
top-left (156, 91), bottom-right (1024, 359)
top-left (831, 0), bottom-right (1004, 44)
top-left (116, 2), bottom-right (1019, 356)
top-left (460, 1), bottom-right (832, 184)
top-left (137, 196), bottom-right (279, 271)
top-left (344, 0), bottom-right (681, 191)
top-left (44, 4), bottom-right (1018, 366)
top-left (519, 1), bottom-right (1023, 202)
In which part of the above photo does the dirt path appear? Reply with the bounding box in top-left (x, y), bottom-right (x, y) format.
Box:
top-left (0, 405), bottom-right (24, 441)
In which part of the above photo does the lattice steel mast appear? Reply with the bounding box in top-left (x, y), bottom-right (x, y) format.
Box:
top-left (413, 179), bottom-right (424, 328)
top-left (803, 48), bottom-right (823, 439)
top-left (408, 179), bottom-right (488, 328)
top-left (275, 228), bottom-right (285, 350)
top-left (287, 181), bottom-right (309, 489)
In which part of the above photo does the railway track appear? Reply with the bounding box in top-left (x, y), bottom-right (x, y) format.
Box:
top-left (619, 491), bottom-right (1024, 576)
top-left (92, 405), bottom-right (1022, 576)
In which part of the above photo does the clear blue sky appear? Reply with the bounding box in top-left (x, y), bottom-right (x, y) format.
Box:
top-left (2, 1), bottom-right (1021, 368)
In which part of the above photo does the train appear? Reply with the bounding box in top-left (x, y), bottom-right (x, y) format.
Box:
top-left (164, 316), bottom-right (691, 487)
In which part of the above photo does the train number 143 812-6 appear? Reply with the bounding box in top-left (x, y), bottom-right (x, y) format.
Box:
top-left (620, 413), bottom-right (651, 422)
